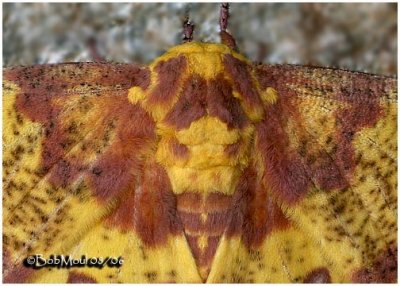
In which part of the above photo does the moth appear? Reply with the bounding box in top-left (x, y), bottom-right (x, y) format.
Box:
top-left (3, 3), bottom-right (397, 283)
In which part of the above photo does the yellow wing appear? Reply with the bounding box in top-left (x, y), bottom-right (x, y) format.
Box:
top-left (206, 65), bottom-right (397, 283)
top-left (3, 63), bottom-right (202, 283)
top-left (3, 60), bottom-right (397, 283)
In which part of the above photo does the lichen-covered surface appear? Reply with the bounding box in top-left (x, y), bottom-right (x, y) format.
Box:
top-left (3, 3), bottom-right (397, 75)
top-left (3, 40), bottom-right (397, 283)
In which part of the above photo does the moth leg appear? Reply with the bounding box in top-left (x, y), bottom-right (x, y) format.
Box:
top-left (219, 3), bottom-right (238, 51)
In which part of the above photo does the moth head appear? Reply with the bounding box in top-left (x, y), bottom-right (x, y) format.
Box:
top-left (128, 2), bottom-right (278, 136)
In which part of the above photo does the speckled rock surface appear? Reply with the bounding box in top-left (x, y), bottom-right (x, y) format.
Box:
top-left (3, 3), bottom-right (397, 75)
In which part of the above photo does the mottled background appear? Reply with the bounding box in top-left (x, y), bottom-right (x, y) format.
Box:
top-left (3, 3), bottom-right (397, 75)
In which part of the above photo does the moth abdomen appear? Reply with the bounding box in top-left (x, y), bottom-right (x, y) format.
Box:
top-left (176, 192), bottom-right (233, 280)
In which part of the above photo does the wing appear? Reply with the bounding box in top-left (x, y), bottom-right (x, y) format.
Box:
top-left (3, 62), bottom-right (152, 282)
top-left (206, 65), bottom-right (397, 283)
top-left (3, 63), bottom-right (202, 283)
top-left (257, 65), bottom-right (397, 282)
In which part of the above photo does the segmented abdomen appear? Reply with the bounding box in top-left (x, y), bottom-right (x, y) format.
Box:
top-left (176, 192), bottom-right (233, 280)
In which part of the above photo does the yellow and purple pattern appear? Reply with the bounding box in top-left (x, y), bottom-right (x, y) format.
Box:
top-left (3, 41), bottom-right (397, 283)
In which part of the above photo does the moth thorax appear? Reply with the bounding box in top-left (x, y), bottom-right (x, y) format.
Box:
top-left (128, 41), bottom-right (278, 126)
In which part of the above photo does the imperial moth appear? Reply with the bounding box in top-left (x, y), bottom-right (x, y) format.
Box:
top-left (3, 3), bottom-right (397, 283)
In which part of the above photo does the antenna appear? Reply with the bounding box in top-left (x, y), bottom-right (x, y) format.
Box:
top-left (219, 3), bottom-right (238, 50)
top-left (183, 7), bottom-right (195, 43)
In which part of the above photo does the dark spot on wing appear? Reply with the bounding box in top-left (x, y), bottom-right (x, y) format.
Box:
top-left (303, 267), bottom-right (331, 283)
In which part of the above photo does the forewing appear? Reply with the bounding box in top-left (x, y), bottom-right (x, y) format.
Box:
top-left (2, 63), bottom-right (159, 282)
top-left (253, 64), bottom-right (397, 282)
